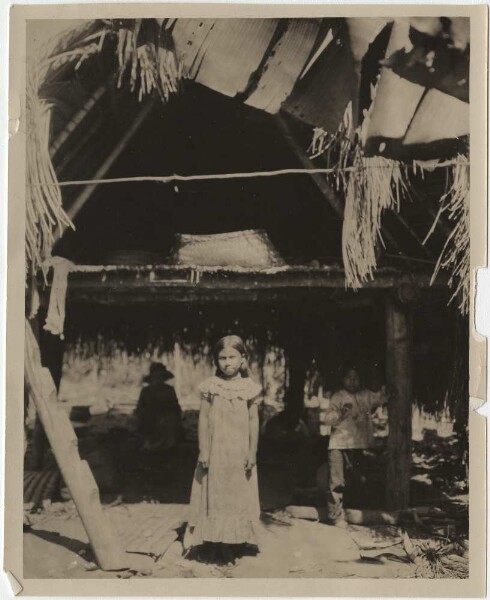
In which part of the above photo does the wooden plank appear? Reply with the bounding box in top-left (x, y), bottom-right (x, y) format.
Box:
top-left (385, 295), bottom-right (413, 510)
top-left (64, 267), bottom-right (447, 290)
top-left (24, 320), bottom-right (128, 571)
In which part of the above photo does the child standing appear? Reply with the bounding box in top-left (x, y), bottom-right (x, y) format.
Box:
top-left (187, 336), bottom-right (262, 565)
top-left (324, 365), bottom-right (389, 527)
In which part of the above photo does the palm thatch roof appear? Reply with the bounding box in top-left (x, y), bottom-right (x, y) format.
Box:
top-left (27, 16), bottom-right (470, 313)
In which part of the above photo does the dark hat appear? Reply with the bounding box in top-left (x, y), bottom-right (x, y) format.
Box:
top-left (149, 362), bottom-right (174, 381)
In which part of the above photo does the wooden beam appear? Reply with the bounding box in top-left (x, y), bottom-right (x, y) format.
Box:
top-left (62, 265), bottom-right (448, 291)
top-left (392, 212), bottom-right (436, 260)
top-left (385, 295), bottom-right (413, 510)
top-left (24, 319), bottom-right (128, 571)
top-left (275, 114), bottom-right (344, 218)
top-left (55, 99), bottom-right (155, 240)
top-left (55, 117), bottom-right (105, 177)
top-left (66, 288), bottom-right (383, 307)
top-left (275, 114), bottom-right (408, 259)
top-left (49, 84), bottom-right (108, 158)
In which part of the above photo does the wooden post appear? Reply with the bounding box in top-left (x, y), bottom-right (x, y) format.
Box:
top-left (173, 341), bottom-right (183, 401)
top-left (24, 319), bottom-right (128, 571)
top-left (286, 352), bottom-right (307, 420)
top-left (283, 306), bottom-right (311, 421)
top-left (385, 295), bottom-right (413, 510)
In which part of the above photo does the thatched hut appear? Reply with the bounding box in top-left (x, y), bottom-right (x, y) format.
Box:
top-left (23, 17), bottom-right (470, 566)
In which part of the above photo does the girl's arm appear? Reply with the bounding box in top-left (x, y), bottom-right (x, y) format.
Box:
top-left (246, 402), bottom-right (259, 471)
top-left (198, 398), bottom-right (211, 468)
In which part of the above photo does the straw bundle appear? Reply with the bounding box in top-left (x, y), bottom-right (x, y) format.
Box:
top-left (25, 91), bottom-right (72, 276)
top-left (310, 116), bottom-right (469, 314)
top-left (26, 19), bottom-right (184, 277)
top-left (309, 117), bottom-right (407, 289)
top-left (115, 19), bottom-right (182, 102)
top-left (425, 158), bottom-right (470, 315)
top-left (25, 23), bottom-right (103, 275)
top-left (309, 101), bottom-right (354, 162)
top-left (341, 150), bottom-right (407, 288)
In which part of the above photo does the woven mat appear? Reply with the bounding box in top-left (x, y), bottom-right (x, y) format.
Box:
top-left (111, 503), bottom-right (188, 559)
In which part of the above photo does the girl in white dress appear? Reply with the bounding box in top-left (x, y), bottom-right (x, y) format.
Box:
top-left (187, 335), bottom-right (262, 565)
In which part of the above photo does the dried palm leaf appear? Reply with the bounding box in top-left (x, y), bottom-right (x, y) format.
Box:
top-left (341, 151), bottom-right (408, 288)
top-left (115, 19), bottom-right (181, 103)
top-left (26, 22), bottom-right (109, 277)
top-left (403, 532), bottom-right (469, 579)
top-left (425, 157), bottom-right (470, 315)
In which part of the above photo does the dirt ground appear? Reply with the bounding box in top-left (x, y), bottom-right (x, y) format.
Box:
top-left (23, 411), bottom-right (469, 579)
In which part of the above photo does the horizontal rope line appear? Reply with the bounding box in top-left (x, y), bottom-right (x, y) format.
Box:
top-left (26, 160), bottom-right (469, 188)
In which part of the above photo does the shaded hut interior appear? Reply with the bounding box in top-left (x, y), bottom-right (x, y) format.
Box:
top-left (27, 18), bottom-right (469, 515)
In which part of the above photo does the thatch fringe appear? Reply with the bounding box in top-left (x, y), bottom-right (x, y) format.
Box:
top-left (309, 101), bottom-right (354, 164)
top-left (309, 118), bottom-right (408, 290)
top-left (310, 117), bottom-right (469, 314)
top-left (115, 19), bottom-right (182, 102)
top-left (341, 150), bottom-right (408, 288)
top-left (26, 22), bottom-right (109, 276)
top-left (26, 19), bottom-right (183, 277)
top-left (425, 157), bottom-right (470, 315)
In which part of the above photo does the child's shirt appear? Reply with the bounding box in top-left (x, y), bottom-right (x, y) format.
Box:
top-left (325, 388), bottom-right (386, 450)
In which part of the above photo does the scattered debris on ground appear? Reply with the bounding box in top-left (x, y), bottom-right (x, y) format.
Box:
top-left (23, 414), bottom-right (468, 579)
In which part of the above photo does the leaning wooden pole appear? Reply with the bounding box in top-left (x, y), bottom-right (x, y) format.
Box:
top-left (385, 295), bottom-right (413, 510)
top-left (24, 319), bottom-right (128, 571)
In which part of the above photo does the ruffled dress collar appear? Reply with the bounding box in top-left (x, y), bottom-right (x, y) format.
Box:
top-left (199, 375), bottom-right (262, 402)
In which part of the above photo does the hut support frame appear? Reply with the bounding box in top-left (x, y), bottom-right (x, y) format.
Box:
top-left (385, 295), bottom-right (413, 510)
top-left (24, 319), bottom-right (128, 571)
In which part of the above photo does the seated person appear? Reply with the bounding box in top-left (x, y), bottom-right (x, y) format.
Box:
top-left (135, 362), bottom-right (183, 452)
top-left (323, 364), bottom-right (390, 527)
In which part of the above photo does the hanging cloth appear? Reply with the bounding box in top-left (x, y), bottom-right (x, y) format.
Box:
top-left (43, 257), bottom-right (73, 339)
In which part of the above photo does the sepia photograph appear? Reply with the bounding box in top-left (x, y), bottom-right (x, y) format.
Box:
top-left (4, 6), bottom-right (487, 594)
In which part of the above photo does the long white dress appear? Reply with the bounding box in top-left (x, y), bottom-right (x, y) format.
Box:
top-left (188, 375), bottom-right (262, 546)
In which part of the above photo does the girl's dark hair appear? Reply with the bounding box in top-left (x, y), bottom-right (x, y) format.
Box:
top-left (333, 363), bottom-right (363, 391)
top-left (213, 335), bottom-right (249, 378)
top-left (342, 363), bottom-right (362, 378)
